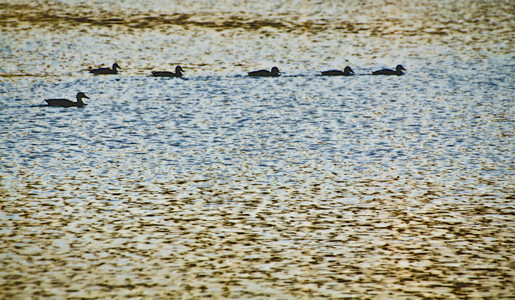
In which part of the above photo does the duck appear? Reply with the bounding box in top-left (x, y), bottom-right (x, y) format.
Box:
top-left (248, 67), bottom-right (280, 77)
top-left (321, 66), bottom-right (355, 76)
top-left (89, 63), bottom-right (121, 75)
top-left (372, 64), bottom-right (406, 76)
top-left (151, 66), bottom-right (184, 77)
top-left (45, 92), bottom-right (90, 107)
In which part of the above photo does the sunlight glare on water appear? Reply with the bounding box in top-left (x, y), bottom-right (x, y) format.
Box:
top-left (0, 0), bottom-right (514, 298)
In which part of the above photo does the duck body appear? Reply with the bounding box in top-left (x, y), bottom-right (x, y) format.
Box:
top-left (248, 67), bottom-right (280, 77)
top-left (321, 66), bottom-right (354, 76)
top-left (372, 64), bottom-right (406, 76)
top-left (45, 92), bottom-right (89, 107)
top-left (90, 63), bottom-right (121, 75)
top-left (151, 66), bottom-right (184, 77)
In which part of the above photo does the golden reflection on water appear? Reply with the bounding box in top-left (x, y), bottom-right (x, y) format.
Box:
top-left (1, 0), bottom-right (514, 299)
top-left (2, 160), bottom-right (514, 298)
top-left (1, 1), bottom-right (513, 50)
top-left (0, 0), bottom-right (513, 79)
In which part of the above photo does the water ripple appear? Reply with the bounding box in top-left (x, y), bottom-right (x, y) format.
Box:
top-left (1, 1), bottom-right (514, 298)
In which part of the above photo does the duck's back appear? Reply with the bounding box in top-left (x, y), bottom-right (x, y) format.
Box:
top-left (152, 71), bottom-right (180, 77)
top-left (90, 67), bottom-right (116, 75)
top-left (248, 70), bottom-right (270, 77)
top-left (372, 69), bottom-right (397, 75)
top-left (45, 99), bottom-right (77, 107)
top-left (321, 70), bottom-right (345, 76)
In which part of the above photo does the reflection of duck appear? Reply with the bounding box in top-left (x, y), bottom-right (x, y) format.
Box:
top-left (45, 92), bottom-right (89, 107)
top-left (321, 66), bottom-right (355, 76)
top-left (89, 63), bottom-right (121, 75)
top-left (372, 64), bottom-right (406, 76)
top-left (151, 66), bottom-right (184, 77)
top-left (248, 67), bottom-right (280, 77)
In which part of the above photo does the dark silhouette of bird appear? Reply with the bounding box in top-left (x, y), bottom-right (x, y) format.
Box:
top-left (321, 66), bottom-right (355, 76)
top-left (45, 92), bottom-right (90, 107)
top-left (89, 63), bottom-right (121, 75)
top-left (372, 64), bottom-right (406, 76)
top-left (248, 67), bottom-right (280, 77)
top-left (151, 66), bottom-right (185, 77)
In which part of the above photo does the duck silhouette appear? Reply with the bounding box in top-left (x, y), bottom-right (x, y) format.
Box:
top-left (151, 66), bottom-right (184, 77)
top-left (321, 66), bottom-right (355, 76)
top-left (248, 67), bottom-right (280, 77)
top-left (372, 64), bottom-right (406, 76)
top-left (45, 92), bottom-right (90, 107)
top-left (89, 63), bottom-right (121, 75)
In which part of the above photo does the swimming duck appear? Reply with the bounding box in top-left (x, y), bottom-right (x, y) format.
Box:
top-left (248, 67), bottom-right (280, 77)
top-left (89, 63), bottom-right (121, 75)
top-left (151, 66), bottom-right (184, 77)
top-left (45, 92), bottom-right (90, 107)
top-left (372, 64), bottom-right (406, 76)
top-left (321, 66), bottom-right (355, 76)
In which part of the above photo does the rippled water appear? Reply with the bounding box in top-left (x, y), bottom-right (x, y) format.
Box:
top-left (1, 0), bottom-right (514, 298)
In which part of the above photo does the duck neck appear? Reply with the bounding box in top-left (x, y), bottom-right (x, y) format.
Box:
top-left (76, 95), bottom-right (84, 106)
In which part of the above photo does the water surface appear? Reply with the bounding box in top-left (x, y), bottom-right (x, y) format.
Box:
top-left (1, 0), bottom-right (514, 298)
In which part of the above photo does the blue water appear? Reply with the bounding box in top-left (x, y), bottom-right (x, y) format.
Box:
top-left (2, 58), bottom-right (512, 200)
top-left (0, 0), bottom-right (514, 298)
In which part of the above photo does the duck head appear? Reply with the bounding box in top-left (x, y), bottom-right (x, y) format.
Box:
top-left (344, 66), bottom-right (355, 75)
top-left (113, 63), bottom-right (121, 70)
top-left (396, 65), bottom-right (406, 72)
top-left (271, 66), bottom-right (280, 75)
top-left (76, 92), bottom-right (90, 100)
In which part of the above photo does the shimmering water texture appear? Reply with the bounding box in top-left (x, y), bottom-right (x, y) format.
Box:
top-left (1, 0), bottom-right (514, 298)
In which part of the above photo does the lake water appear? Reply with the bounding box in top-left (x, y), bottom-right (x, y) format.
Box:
top-left (1, 0), bottom-right (514, 298)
